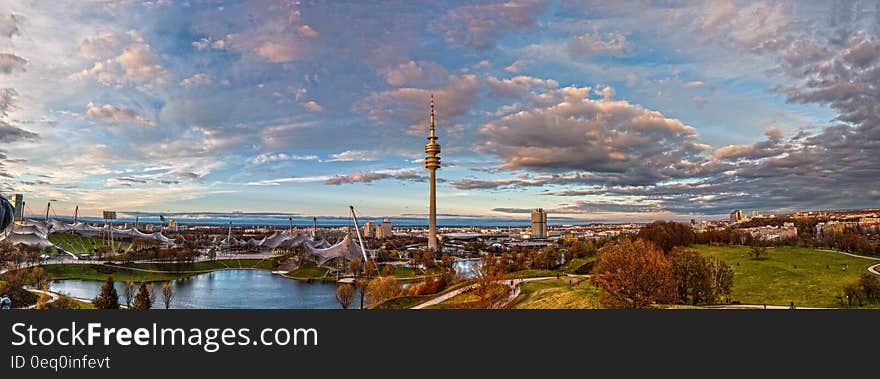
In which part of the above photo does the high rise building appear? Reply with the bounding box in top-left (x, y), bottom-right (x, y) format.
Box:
top-left (531, 208), bottom-right (548, 239)
top-left (377, 217), bottom-right (393, 239)
top-left (730, 209), bottom-right (745, 223)
top-left (363, 221), bottom-right (375, 238)
top-left (10, 194), bottom-right (23, 222)
top-left (425, 95), bottom-right (441, 251)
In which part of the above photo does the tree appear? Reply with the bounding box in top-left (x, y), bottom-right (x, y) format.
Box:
top-left (131, 282), bottom-right (153, 310)
top-left (122, 281), bottom-right (136, 308)
top-left (592, 239), bottom-right (678, 308)
top-left (355, 278), bottom-right (368, 309)
top-left (708, 257), bottom-right (734, 302)
top-left (637, 221), bottom-right (696, 254)
top-left (93, 276), bottom-right (120, 309)
top-left (335, 284), bottom-right (355, 309)
top-left (365, 276), bottom-right (400, 307)
top-left (364, 259), bottom-right (377, 277)
top-left (749, 244), bottom-right (767, 260)
top-left (160, 283), bottom-right (175, 309)
top-left (349, 258), bottom-right (361, 275)
top-left (669, 248), bottom-right (713, 306)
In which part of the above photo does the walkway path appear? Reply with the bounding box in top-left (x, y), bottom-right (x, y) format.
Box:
top-left (23, 287), bottom-right (59, 309)
top-left (410, 276), bottom-right (567, 309)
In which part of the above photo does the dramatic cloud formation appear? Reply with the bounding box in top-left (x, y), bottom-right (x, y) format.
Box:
top-left (2, 1), bottom-right (879, 220)
top-left (431, 0), bottom-right (550, 49)
top-left (478, 82), bottom-right (710, 185)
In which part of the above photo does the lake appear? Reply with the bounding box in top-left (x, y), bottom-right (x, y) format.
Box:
top-left (50, 269), bottom-right (359, 309)
top-left (49, 260), bottom-right (480, 309)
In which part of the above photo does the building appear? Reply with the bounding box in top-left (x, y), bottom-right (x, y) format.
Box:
top-left (531, 208), bottom-right (548, 239)
top-left (424, 95), bottom-right (441, 251)
top-left (363, 221), bottom-right (375, 238)
top-left (376, 217), bottom-right (393, 239)
top-left (729, 209), bottom-right (745, 223)
top-left (10, 194), bottom-right (23, 222)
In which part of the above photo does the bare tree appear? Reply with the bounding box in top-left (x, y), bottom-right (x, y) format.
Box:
top-left (146, 283), bottom-right (157, 307)
top-left (123, 281), bottom-right (136, 308)
top-left (160, 283), bottom-right (175, 309)
top-left (335, 284), bottom-right (355, 309)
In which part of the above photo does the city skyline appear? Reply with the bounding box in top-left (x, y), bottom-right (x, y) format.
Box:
top-left (1, 1), bottom-right (879, 222)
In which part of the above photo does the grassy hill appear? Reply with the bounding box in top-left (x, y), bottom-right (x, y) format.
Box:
top-left (693, 245), bottom-right (879, 308)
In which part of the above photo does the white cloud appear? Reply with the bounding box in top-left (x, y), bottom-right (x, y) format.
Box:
top-left (326, 150), bottom-right (379, 162)
top-left (302, 101), bottom-right (323, 112)
top-left (179, 73), bottom-right (212, 88)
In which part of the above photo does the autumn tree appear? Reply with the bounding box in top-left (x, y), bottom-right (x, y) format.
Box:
top-left (335, 284), bottom-right (355, 309)
top-left (131, 282), bottom-right (153, 310)
top-left (349, 258), bottom-right (361, 275)
top-left (592, 239), bottom-right (678, 308)
top-left (93, 276), bottom-right (120, 309)
top-left (122, 281), bottom-right (136, 308)
top-left (355, 278), bottom-right (368, 309)
top-left (637, 221), bottom-right (696, 254)
top-left (365, 276), bottom-right (400, 307)
top-left (160, 283), bottom-right (175, 309)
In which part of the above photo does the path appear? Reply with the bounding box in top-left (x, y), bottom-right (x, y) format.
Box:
top-left (819, 249), bottom-right (880, 277)
top-left (410, 276), bottom-right (568, 309)
top-left (22, 287), bottom-right (59, 309)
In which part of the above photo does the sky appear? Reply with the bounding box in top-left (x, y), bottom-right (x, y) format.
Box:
top-left (0, 0), bottom-right (879, 224)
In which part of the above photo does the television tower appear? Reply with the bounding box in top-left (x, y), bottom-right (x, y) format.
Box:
top-left (425, 95), bottom-right (441, 251)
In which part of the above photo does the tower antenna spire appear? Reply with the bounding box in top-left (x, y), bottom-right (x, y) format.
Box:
top-left (425, 94), bottom-right (441, 251)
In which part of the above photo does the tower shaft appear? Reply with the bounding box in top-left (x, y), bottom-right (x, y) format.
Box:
top-left (425, 95), bottom-right (441, 251)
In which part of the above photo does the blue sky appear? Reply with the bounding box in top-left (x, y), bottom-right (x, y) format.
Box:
top-left (1, 0), bottom-right (878, 223)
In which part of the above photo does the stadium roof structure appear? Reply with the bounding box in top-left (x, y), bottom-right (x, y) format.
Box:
top-left (0, 218), bottom-right (176, 252)
top-left (305, 234), bottom-right (367, 266)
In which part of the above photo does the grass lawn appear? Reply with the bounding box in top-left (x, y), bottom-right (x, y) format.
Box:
top-left (504, 269), bottom-right (560, 279)
top-left (561, 256), bottom-right (596, 274)
top-left (48, 232), bottom-right (130, 254)
top-left (286, 261), bottom-right (329, 279)
top-left (388, 265), bottom-right (421, 278)
top-left (124, 259), bottom-right (276, 271)
top-left (693, 245), bottom-right (879, 308)
top-left (509, 277), bottom-right (601, 309)
top-left (372, 295), bottom-right (432, 309)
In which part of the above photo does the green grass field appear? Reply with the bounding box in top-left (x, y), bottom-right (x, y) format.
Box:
top-left (509, 277), bottom-right (601, 309)
top-left (694, 245), bottom-right (879, 308)
top-left (48, 232), bottom-right (131, 254)
top-left (285, 261), bottom-right (329, 279)
top-left (560, 256), bottom-right (596, 274)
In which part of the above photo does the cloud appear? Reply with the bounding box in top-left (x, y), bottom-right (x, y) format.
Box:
top-left (324, 169), bottom-right (426, 185)
top-left (0, 88), bottom-right (16, 117)
top-left (0, 53), bottom-right (27, 74)
top-left (70, 30), bottom-right (169, 88)
top-left (430, 0), bottom-right (550, 49)
top-left (355, 73), bottom-right (481, 135)
top-left (0, 121), bottom-right (39, 143)
top-left (256, 41), bottom-right (302, 63)
top-left (192, 36), bottom-right (227, 50)
top-left (78, 32), bottom-right (122, 59)
top-left (383, 60), bottom-right (449, 87)
top-left (297, 25), bottom-right (318, 38)
top-left (179, 73), bottom-right (212, 88)
top-left (567, 31), bottom-right (629, 58)
top-left (302, 101), bottom-right (323, 112)
top-left (504, 59), bottom-right (531, 73)
top-left (478, 83), bottom-right (710, 185)
top-left (250, 152), bottom-right (319, 165)
top-left (0, 13), bottom-right (23, 38)
top-left (326, 150), bottom-right (378, 162)
top-left (67, 102), bottom-right (156, 126)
